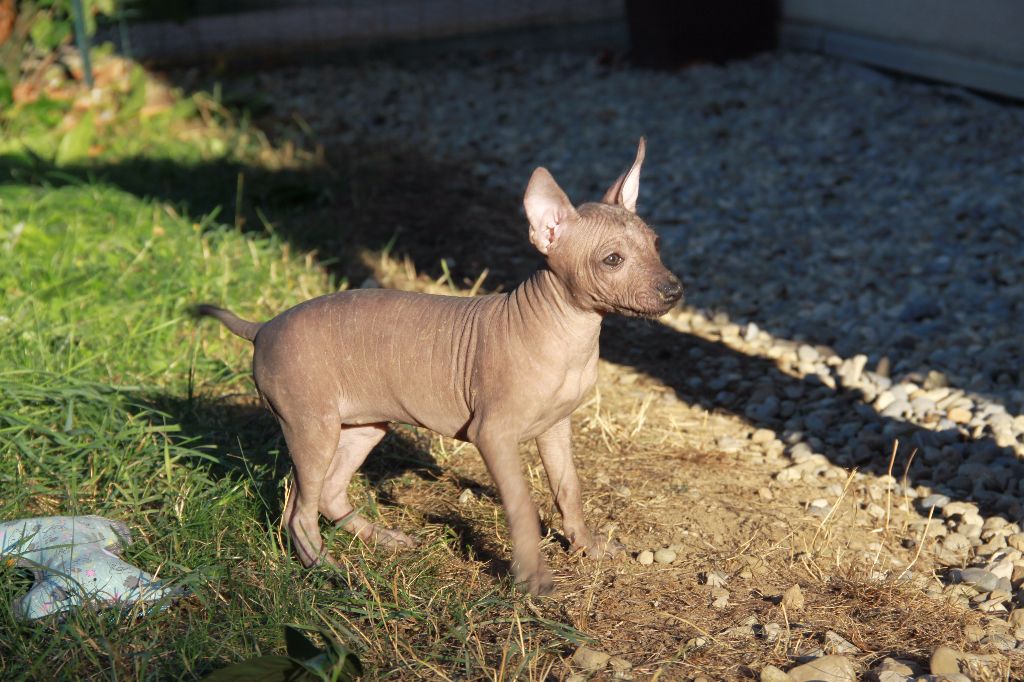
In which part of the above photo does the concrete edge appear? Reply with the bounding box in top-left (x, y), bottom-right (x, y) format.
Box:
top-left (781, 20), bottom-right (1024, 101)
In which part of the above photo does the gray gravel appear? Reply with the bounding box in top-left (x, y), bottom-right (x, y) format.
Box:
top-left (255, 48), bottom-right (1023, 455)
top-left (250, 47), bottom-right (1024, 648)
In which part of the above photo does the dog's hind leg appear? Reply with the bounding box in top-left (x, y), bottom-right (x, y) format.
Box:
top-left (279, 417), bottom-right (342, 567)
top-left (320, 423), bottom-right (418, 550)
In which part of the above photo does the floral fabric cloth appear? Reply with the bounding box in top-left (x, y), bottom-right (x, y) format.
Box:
top-left (1, 515), bottom-right (177, 620)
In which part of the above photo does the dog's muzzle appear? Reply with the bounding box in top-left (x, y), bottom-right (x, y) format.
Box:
top-left (657, 275), bottom-right (683, 305)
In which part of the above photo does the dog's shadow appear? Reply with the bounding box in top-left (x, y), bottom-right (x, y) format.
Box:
top-left (136, 394), bottom-right (437, 519)
top-left (139, 392), bottom-right (519, 577)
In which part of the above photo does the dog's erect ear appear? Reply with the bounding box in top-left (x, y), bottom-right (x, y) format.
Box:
top-left (524, 167), bottom-right (577, 255)
top-left (601, 137), bottom-right (646, 213)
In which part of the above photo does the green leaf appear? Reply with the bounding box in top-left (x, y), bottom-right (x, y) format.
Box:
top-left (323, 641), bottom-right (363, 680)
top-left (94, 0), bottom-right (116, 16)
top-left (29, 15), bottom-right (54, 48)
top-left (12, 97), bottom-right (70, 130)
top-left (285, 625), bottom-right (363, 681)
top-left (117, 66), bottom-right (148, 121)
top-left (297, 653), bottom-right (334, 678)
top-left (29, 14), bottom-right (71, 51)
top-left (84, 10), bottom-right (97, 37)
top-left (0, 72), bottom-right (12, 108)
top-left (299, 651), bottom-right (363, 681)
top-left (204, 627), bottom-right (362, 682)
top-left (55, 111), bottom-right (95, 165)
top-left (202, 655), bottom-right (310, 682)
top-left (91, 41), bottom-right (116, 60)
top-left (284, 626), bottom-right (323, 661)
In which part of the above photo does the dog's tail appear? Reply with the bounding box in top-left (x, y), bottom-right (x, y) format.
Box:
top-left (193, 304), bottom-right (262, 342)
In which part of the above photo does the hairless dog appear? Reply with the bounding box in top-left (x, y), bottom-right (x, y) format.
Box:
top-left (197, 138), bottom-right (682, 594)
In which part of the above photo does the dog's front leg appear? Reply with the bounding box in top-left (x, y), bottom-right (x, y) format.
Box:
top-left (536, 418), bottom-right (624, 559)
top-left (473, 427), bottom-right (554, 595)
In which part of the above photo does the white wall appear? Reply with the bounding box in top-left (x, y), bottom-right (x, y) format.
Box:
top-left (782, 0), bottom-right (1024, 99)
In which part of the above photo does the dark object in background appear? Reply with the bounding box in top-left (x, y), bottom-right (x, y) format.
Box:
top-left (626, 0), bottom-right (779, 68)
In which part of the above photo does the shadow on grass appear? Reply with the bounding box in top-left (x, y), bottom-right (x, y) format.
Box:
top-left (140, 388), bottom-right (514, 576)
top-left (0, 142), bottom-right (533, 289)
top-left (143, 392), bottom-right (446, 509)
top-left (4, 135), bottom-right (1021, 563)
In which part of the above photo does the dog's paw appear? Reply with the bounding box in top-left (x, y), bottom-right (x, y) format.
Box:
top-left (511, 550), bottom-right (555, 596)
top-left (366, 525), bottom-right (419, 551)
top-left (573, 533), bottom-right (626, 560)
top-left (514, 563), bottom-right (555, 597)
top-left (310, 551), bottom-right (342, 569)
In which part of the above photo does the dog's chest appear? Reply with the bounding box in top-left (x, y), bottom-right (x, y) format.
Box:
top-left (547, 350), bottom-right (599, 415)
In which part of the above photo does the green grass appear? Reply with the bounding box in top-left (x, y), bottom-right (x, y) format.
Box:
top-left (0, 80), bottom-right (577, 680)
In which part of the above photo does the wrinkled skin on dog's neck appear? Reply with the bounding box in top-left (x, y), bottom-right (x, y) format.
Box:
top-left (199, 138), bottom-right (682, 595)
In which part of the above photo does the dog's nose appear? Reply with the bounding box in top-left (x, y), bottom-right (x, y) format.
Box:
top-left (657, 276), bottom-right (683, 303)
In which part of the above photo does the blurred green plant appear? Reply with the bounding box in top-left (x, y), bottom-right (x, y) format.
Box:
top-left (0, 0), bottom-right (199, 169)
top-left (0, 0), bottom-right (118, 107)
top-left (30, 0), bottom-right (114, 50)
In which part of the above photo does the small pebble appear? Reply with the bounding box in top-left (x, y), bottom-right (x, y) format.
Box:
top-left (946, 407), bottom-right (972, 423)
top-left (760, 665), bottom-right (793, 682)
top-left (949, 567), bottom-right (1000, 592)
top-left (653, 548), bottom-right (676, 564)
top-left (636, 550), bottom-right (654, 566)
top-left (929, 646), bottom-right (962, 675)
top-left (787, 655), bottom-right (856, 682)
top-left (979, 632), bottom-right (1016, 650)
top-left (780, 584), bottom-right (805, 611)
top-left (873, 657), bottom-right (915, 677)
top-left (874, 673), bottom-right (906, 682)
top-left (685, 636), bottom-right (708, 649)
top-left (824, 630), bottom-right (861, 654)
top-left (704, 569), bottom-right (728, 587)
top-left (572, 646), bottom-right (610, 671)
top-left (920, 493), bottom-right (951, 510)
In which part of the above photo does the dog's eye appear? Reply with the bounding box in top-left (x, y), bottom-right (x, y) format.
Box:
top-left (602, 253), bottom-right (623, 267)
